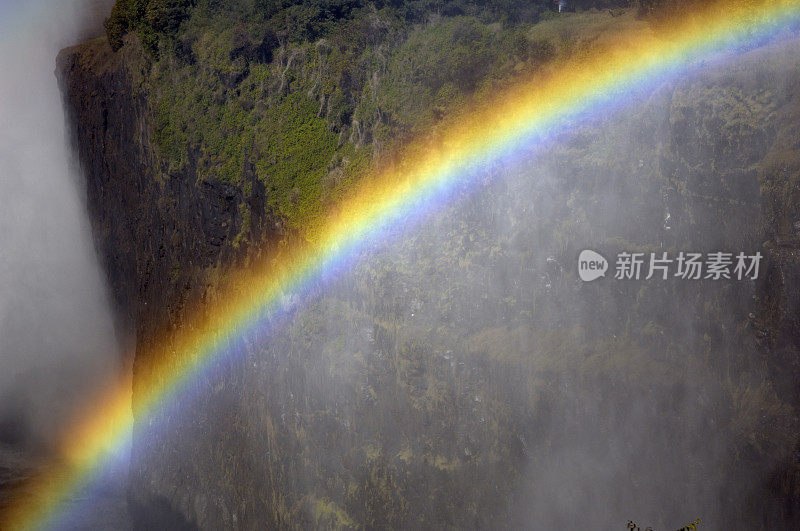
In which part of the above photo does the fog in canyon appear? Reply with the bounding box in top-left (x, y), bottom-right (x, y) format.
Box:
top-left (0, 0), bottom-right (119, 464)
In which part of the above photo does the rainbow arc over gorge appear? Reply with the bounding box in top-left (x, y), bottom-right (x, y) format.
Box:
top-left (5, 1), bottom-right (800, 528)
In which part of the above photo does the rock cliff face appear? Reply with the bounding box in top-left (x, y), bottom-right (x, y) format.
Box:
top-left (57, 38), bottom-right (281, 528)
top-left (57, 36), bottom-right (277, 338)
top-left (58, 33), bottom-right (800, 529)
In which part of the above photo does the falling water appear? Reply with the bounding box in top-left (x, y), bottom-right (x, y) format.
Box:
top-left (0, 0), bottom-right (119, 482)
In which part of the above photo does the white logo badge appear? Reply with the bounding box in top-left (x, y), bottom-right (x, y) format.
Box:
top-left (578, 250), bottom-right (608, 282)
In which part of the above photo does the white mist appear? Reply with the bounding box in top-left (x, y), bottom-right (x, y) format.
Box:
top-left (0, 0), bottom-right (118, 452)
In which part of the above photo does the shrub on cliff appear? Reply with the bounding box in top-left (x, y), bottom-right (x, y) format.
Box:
top-left (105, 0), bottom-right (194, 52)
top-left (104, 2), bottom-right (128, 50)
top-left (104, 0), bottom-right (641, 53)
top-left (101, 0), bottom-right (661, 239)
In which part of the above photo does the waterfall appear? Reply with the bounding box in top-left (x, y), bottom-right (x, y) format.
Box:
top-left (0, 0), bottom-right (119, 453)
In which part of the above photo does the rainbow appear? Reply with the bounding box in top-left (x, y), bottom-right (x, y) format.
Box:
top-left (4, 0), bottom-right (800, 528)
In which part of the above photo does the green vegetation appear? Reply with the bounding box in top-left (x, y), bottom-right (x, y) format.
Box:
top-left (107, 0), bottom-right (653, 238)
top-left (105, 0), bottom-right (194, 52)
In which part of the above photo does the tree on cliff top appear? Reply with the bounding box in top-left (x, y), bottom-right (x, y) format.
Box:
top-left (104, 0), bottom-right (638, 52)
top-left (105, 0), bottom-right (194, 52)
